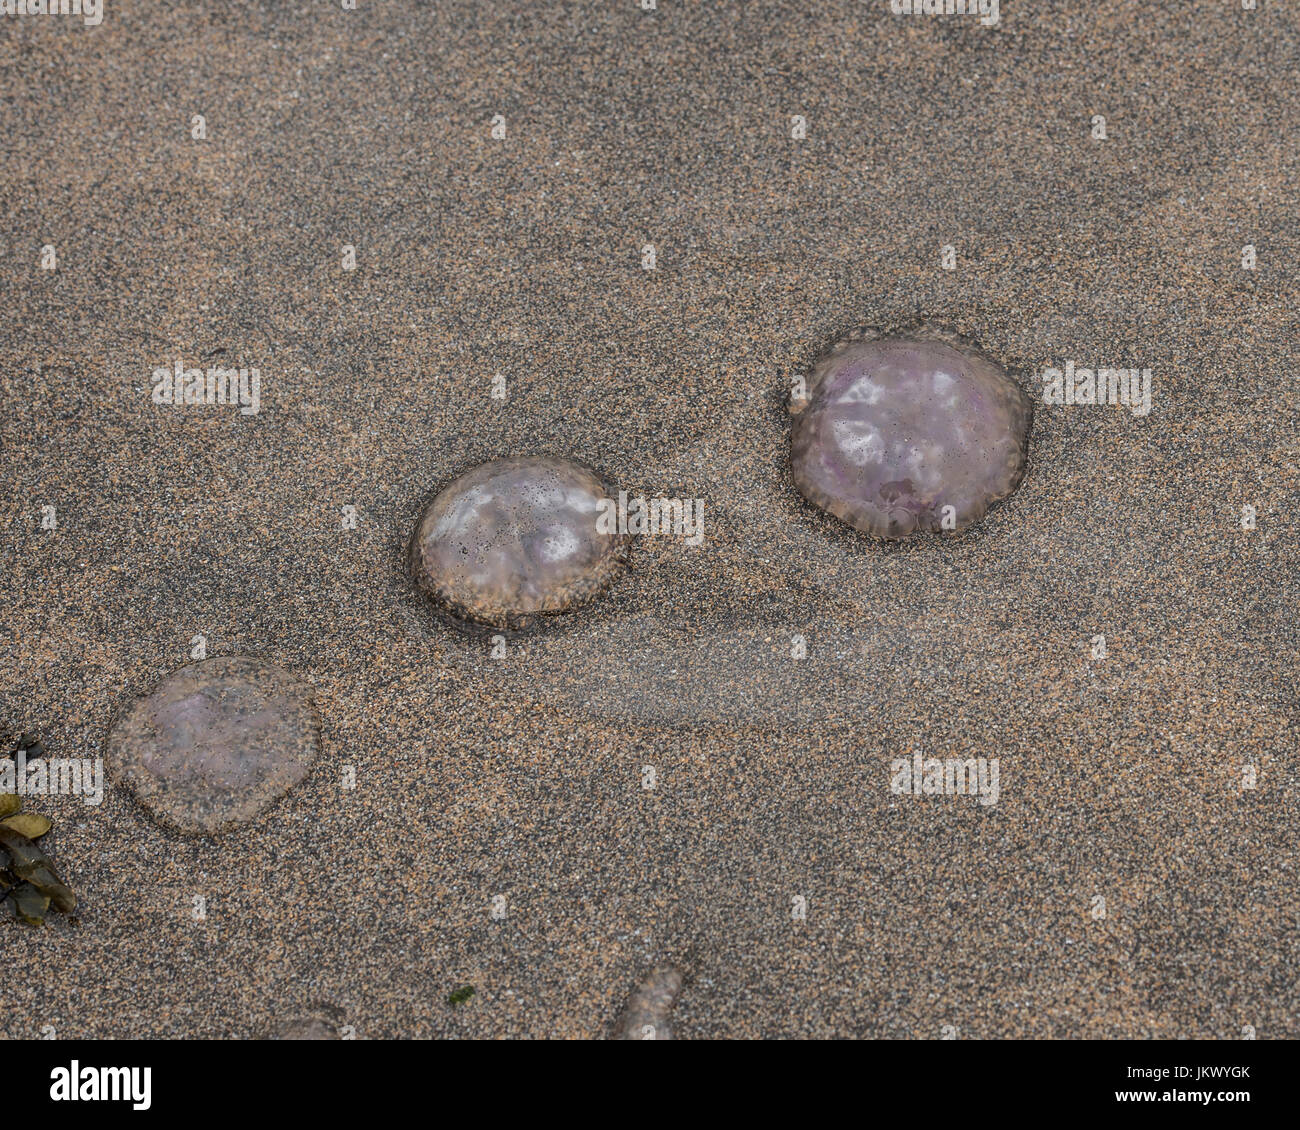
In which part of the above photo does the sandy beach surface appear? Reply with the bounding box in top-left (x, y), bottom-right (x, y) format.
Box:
top-left (1, 0), bottom-right (1296, 1038)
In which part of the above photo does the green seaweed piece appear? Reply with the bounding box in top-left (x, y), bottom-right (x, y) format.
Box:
top-left (1, 813), bottom-right (52, 839)
top-left (448, 985), bottom-right (477, 1007)
top-left (10, 882), bottom-right (50, 925)
top-left (0, 794), bottom-right (19, 818)
top-left (0, 829), bottom-right (75, 914)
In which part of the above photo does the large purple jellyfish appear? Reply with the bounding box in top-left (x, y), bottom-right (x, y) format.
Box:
top-left (790, 331), bottom-right (1031, 538)
top-left (408, 456), bottom-right (630, 631)
top-left (107, 656), bottom-right (320, 835)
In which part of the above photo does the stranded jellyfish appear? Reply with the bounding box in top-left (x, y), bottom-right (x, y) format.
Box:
top-left (408, 456), bottom-right (630, 631)
top-left (107, 656), bottom-right (320, 835)
top-left (790, 330), bottom-right (1031, 538)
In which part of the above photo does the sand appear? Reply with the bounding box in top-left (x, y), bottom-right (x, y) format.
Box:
top-left (0, 0), bottom-right (1295, 1039)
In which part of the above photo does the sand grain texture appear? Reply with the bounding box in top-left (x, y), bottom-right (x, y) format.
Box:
top-left (0, 0), bottom-right (1295, 1039)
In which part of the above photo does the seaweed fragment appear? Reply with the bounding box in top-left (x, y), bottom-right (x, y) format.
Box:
top-left (0, 733), bottom-right (77, 926)
top-left (1, 813), bottom-right (52, 839)
top-left (0, 828), bottom-right (76, 914)
top-left (10, 883), bottom-right (50, 926)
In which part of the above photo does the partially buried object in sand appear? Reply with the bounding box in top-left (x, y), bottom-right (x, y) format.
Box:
top-left (408, 456), bottom-right (630, 631)
top-left (107, 656), bottom-right (320, 835)
top-left (610, 967), bottom-right (684, 1040)
top-left (790, 329), bottom-right (1031, 539)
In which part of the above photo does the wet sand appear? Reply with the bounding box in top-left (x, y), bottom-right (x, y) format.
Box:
top-left (0, 0), bottom-right (1296, 1038)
